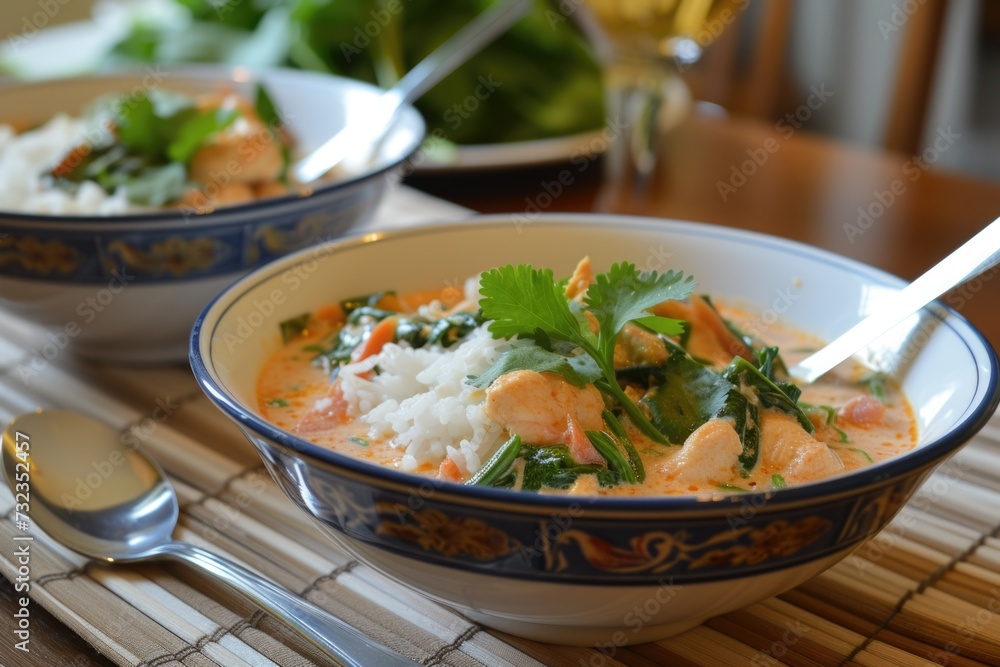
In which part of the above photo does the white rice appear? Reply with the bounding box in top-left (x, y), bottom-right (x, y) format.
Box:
top-left (0, 115), bottom-right (137, 215)
top-left (338, 324), bottom-right (514, 475)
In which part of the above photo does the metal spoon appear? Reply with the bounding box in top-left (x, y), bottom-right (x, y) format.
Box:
top-left (1, 409), bottom-right (416, 667)
top-left (789, 215), bottom-right (1000, 383)
top-left (293, 0), bottom-right (533, 183)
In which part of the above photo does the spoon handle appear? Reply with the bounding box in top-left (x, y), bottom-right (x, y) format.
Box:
top-left (155, 540), bottom-right (417, 667)
top-left (789, 215), bottom-right (1000, 383)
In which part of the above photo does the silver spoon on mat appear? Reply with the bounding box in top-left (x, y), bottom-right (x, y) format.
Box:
top-left (789, 215), bottom-right (1000, 383)
top-left (293, 0), bottom-right (533, 183)
top-left (1, 409), bottom-right (417, 667)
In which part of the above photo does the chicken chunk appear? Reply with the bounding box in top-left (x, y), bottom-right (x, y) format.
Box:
top-left (484, 370), bottom-right (605, 463)
top-left (659, 419), bottom-right (743, 485)
top-left (761, 411), bottom-right (844, 484)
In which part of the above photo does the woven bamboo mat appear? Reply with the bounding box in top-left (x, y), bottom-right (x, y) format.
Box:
top-left (2, 188), bottom-right (1000, 666)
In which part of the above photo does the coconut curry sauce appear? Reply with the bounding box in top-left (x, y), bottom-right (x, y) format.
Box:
top-left (258, 266), bottom-right (916, 498)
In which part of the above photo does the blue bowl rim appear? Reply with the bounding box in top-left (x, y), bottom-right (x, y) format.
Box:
top-left (0, 65), bottom-right (427, 229)
top-left (189, 214), bottom-right (1000, 516)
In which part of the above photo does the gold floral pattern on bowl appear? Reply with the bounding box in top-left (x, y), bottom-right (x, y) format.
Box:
top-left (104, 236), bottom-right (222, 276)
top-left (376, 504), bottom-right (522, 561)
top-left (0, 234), bottom-right (82, 276)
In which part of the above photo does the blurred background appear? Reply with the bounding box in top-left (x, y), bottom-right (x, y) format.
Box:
top-left (2, 0), bottom-right (997, 181)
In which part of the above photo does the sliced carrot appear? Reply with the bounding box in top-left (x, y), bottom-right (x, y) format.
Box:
top-left (373, 292), bottom-right (403, 311)
top-left (437, 458), bottom-right (463, 482)
top-left (350, 316), bottom-right (397, 362)
top-left (315, 304), bottom-right (345, 326)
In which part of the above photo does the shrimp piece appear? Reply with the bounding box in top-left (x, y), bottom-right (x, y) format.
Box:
top-left (761, 411), bottom-right (844, 484)
top-left (564, 256), bottom-right (595, 301)
top-left (651, 297), bottom-right (752, 367)
top-left (484, 370), bottom-right (605, 462)
top-left (614, 323), bottom-right (668, 368)
top-left (839, 395), bottom-right (886, 427)
top-left (659, 419), bottom-right (743, 485)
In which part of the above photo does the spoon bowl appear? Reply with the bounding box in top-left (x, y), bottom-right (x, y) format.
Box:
top-left (1, 409), bottom-right (416, 667)
top-left (2, 410), bottom-right (176, 562)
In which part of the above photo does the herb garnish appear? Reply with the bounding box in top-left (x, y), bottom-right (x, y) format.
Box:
top-left (478, 263), bottom-right (693, 445)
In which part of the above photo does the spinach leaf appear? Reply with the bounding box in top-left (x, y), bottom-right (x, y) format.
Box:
top-left (642, 351), bottom-right (732, 444)
top-left (717, 387), bottom-right (761, 476)
top-left (468, 345), bottom-right (601, 389)
top-left (723, 357), bottom-right (813, 433)
top-left (279, 313), bottom-right (311, 344)
top-left (520, 444), bottom-right (607, 491)
top-left (427, 311), bottom-right (484, 348)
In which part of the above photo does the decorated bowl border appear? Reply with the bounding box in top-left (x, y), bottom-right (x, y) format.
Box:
top-left (191, 215), bottom-right (1000, 583)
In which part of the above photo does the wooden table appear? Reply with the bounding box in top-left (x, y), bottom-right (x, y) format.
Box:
top-left (6, 111), bottom-right (1000, 667)
top-left (410, 111), bottom-right (1000, 351)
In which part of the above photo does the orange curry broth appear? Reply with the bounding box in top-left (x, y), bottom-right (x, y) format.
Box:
top-left (258, 292), bottom-right (917, 496)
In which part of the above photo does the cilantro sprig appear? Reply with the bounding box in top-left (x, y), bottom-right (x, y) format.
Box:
top-left (479, 262), bottom-right (693, 445)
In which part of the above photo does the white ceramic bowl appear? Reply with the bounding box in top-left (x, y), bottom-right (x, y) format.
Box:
top-left (0, 66), bottom-right (424, 362)
top-left (191, 215), bottom-right (999, 645)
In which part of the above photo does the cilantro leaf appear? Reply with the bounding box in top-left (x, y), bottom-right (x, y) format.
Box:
top-left (480, 265), bottom-right (592, 346)
top-left (168, 107), bottom-right (239, 163)
top-left (468, 346), bottom-right (601, 389)
top-left (632, 315), bottom-right (686, 336)
top-left (584, 262), bottom-right (694, 342)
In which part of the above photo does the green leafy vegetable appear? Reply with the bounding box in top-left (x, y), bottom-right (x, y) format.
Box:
top-left (521, 445), bottom-right (613, 491)
top-left (849, 447), bottom-right (874, 464)
top-left (254, 82), bottom-right (282, 128)
top-left (267, 398), bottom-right (289, 407)
top-left (279, 313), bottom-right (312, 344)
top-left (467, 435), bottom-right (522, 486)
top-left (833, 426), bottom-right (851, 443)
top-left (723, 358), bottom-right (812, 433)
top-left (602, 410), bottom-right (645, 483)
top-left (121, 162), bottom-right (189, 207)
top-left (642, 350), bottom-right (732, 444)
top-left (167, 107), bottom-right (239, 163)
top-left (427, 312), bottom-right (484, 348)
top-left (771, 473), bottom-right (787, 489)
top-left (586, 431), bottom-right (637, 484)
top-left (469, 346), bottom-right (601, 389)
top-left (347, 435), bottom-right (370, 447)
top-left (479, 263), bottom-right (694, 445)
top-left (861, 372), bottom-right (889, 402)
top-left (717, 483), bottom-right (748, 493)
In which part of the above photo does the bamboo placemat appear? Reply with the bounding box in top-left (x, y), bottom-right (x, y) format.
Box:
top-left (2, 187), bottom-right (1000, 666)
